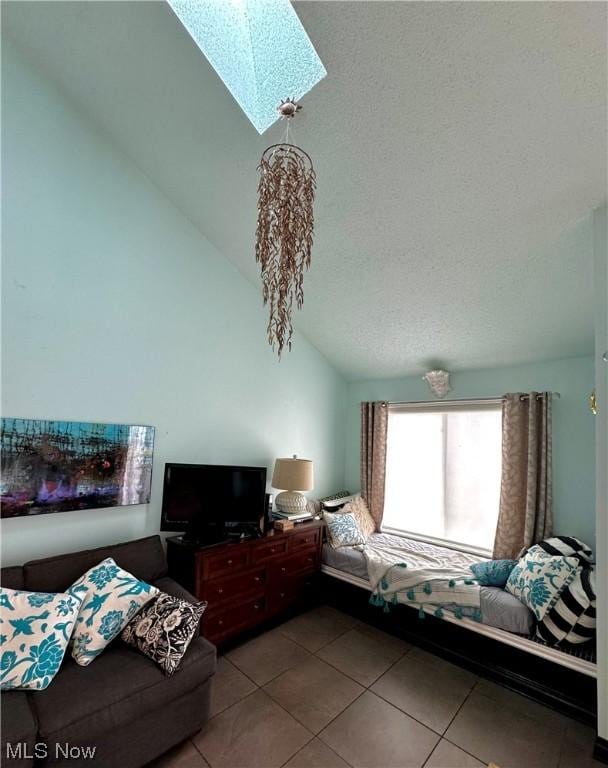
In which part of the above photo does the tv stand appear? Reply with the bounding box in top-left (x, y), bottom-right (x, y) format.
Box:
top-left (180, 528), bottom-right (229, 547)
top-left (166, 520), bottom-right (323, 645)
top-left (225, 522), bottom-right (264, 539)
top-left (180, 522), bottom-right (263, 548)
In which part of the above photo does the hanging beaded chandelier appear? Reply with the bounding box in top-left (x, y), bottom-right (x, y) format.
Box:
top-left (255, 99), bottom-right (316, 357)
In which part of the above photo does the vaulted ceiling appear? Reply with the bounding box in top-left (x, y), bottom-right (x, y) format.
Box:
top-left (3, 1), bottom-right (606, 379)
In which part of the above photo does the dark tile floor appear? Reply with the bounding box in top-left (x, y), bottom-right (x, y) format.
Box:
top-left (150, 606), bottom-right (602, 768)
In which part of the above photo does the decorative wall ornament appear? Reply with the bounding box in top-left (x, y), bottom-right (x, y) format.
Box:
top-left (423, 370), bottom-right (451, 399)
top-left (255, 99), bottom-right (316, 356)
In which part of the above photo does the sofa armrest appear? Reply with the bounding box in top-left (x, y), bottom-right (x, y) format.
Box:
top-left (153, 576), bottom-right (199, 604)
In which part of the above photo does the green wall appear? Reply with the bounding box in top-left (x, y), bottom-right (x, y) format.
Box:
top-left (1, 41), bottom-right (347, 566)
top-left (345, 356), bottom-right (596, 548)
top-left (1, 39), bottom-right (597, 568)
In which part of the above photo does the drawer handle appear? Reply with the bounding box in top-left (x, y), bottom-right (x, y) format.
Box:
top-left (254, 603), bottom-right (261, 611)
top-left (270, 547), bottom-right (276, 553)
top-left (254, 576), bottom-right (261, 582)
top-left (218, 619), bottom-right (224, 626)
top-left (227, 559), bottom-right (233, 565)
top-left (217, 588), bottom-right (224, 594)
top-left (301, 538), bottom-right (310, 544)
top-left (281, 566), bottom-right (287, 574)
top-left (280, 592), bottom-right (285, 598)
top-left (307, 557), bottom-right (313, 563)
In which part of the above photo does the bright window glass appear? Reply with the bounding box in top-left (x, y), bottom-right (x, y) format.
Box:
top-left (167, 0), bottom-right (326, 134)
top-left (383, 404), bottom-right (502, 553)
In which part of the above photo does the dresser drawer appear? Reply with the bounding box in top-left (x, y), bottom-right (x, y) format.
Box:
top-left (251, 538), bottom-right (289, 563)
top-left (268, 580), bottom-right (299, 613)
top-left (201, 567), bottom-right (266, 604)
top-left (202, 547), bottom-right (250, 579)
top-left (205, 595), bottom-right (267, 640)
top-left (268, 573), bottom-right (318, 614)
top-left (289, 527), bottom-right (321, 552)
top-left (270, 550), bottom-right (319, 580)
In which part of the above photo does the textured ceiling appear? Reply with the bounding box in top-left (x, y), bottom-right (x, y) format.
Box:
top-left (3, 1), bottom-right (606, 380)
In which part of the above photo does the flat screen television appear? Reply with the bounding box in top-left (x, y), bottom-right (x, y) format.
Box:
top-left (160, 463), bottom-right (267, 543)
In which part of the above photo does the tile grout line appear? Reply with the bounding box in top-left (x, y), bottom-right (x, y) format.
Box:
top-left (278, 733), bottom-right (355, 768)
top-left (200, 609), bottom-right (584, 768)
top-left (268, 617), bottom-right (415, 767)
top-left (441, 675), bottom-right (478, 736)
top-left (312, 686), bottom-right (368, 768)
top-left (312, 630), bottom-right (413, 688)
top-left (218, 653), bottom-right (261, 689)
top-left (310, 642), bottom-right (416, 766)
top-left (197, 684), bottom-right (318, 768)
top-left (189, 739), bottom-right (212, 768)
top-left (437, 682), bottom-right (488, 766)
top-left (276, 613), bottom-right (362, 654)
top-left (441, 679), bottom-right (572, 768)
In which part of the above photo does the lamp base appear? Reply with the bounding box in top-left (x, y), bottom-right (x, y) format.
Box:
top-left (275, 491), bottom-right (308, 515)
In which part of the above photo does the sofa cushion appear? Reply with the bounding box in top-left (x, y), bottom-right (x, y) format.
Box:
top-left (122, 592), bottom-right (207, 675)
top-left (34, 637), bottom-right (216, 741)
top-left (0, 588), bottom-right (81, 690)
top-left (153, 576), bottom-right (205, 636)
top-left (1, 567), bottom-right (25, 591)
top-left (67, 558), bottom-right (158, 667)
top-left (1, 691), bottom-right (37, 747)
top-left (23, 536), bottom-right (167, 593)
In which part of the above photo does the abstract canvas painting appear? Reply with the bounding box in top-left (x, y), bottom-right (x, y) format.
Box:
top-left (1, 418), bottom-right (155, 518)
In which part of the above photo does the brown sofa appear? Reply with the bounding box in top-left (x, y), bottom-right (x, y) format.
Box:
top-left (1, 536), bottom-right (217, 768)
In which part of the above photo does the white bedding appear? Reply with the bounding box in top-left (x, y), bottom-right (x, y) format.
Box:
top-left (363, 533), bottom-right (483, 617)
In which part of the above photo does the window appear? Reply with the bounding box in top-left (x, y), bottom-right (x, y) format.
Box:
top-left (383, 402), bottom-right (502, 554)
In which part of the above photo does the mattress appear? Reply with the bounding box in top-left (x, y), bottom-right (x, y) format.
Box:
top-left (322, 536), bottom-right (534, 636)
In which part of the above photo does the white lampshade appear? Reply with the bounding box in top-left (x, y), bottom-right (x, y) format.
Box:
top-left (272, 457), bottom-right (314, 492)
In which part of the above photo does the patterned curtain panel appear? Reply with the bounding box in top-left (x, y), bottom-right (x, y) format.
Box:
top-left (360, 401), bottom-right (388, 531)
top-left (493, 392), bottom-right (553, 559)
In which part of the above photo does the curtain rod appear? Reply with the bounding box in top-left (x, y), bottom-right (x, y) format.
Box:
top-left (385, 393), bottom-right (560, 407)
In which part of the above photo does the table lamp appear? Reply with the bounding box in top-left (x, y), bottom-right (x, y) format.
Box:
top-left (272, 455), bottom-right (314, 515)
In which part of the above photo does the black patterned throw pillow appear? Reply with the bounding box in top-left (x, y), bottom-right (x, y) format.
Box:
top-left (121, 592), bottom-right (207, 675)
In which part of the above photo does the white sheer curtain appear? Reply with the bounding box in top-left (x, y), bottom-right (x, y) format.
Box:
top-left (383, 403), bottom-right (502, 552)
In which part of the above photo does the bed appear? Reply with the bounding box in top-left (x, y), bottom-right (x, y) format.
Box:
top-left (322, 532), bottom-right (535, 635)
top-left (320, 531), bottom-right (597, 723)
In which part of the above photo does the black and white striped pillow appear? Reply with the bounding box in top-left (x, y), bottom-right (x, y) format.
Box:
top-left (532, 536), bottom-right (593, 565)
top-left (532, 537), bottom-right (595, 647)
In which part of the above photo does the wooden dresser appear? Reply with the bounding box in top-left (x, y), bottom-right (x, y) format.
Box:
top-left (166, 520), bottom-right (323, 644)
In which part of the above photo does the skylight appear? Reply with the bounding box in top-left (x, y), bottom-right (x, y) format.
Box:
top-left (167, 0), bottom-right (327, 134)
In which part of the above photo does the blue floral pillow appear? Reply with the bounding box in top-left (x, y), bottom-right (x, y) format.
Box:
top-left (470, 559), bottom-right (517, 587)
top-left (0, 588), bottom-right (81, 690)
top-left (323, 511), bottom-right (365, 549)
top-left (505, 552), bottom-right (578, 620)
top-left (67, 558), bottom-right (158, 666)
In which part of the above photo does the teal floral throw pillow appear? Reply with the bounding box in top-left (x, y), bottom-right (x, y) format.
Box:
top-left (470, 559), bottom-right (517, 587)
top-left (68, 558), bottom-right (158, 666)
top-left (0, 588), bottom-right (81, 690)
top-left (505, 551), bottom-right (578, 621)
top-left (323, 511), bottom-right (365, 549)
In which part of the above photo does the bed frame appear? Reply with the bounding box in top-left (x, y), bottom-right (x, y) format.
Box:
top-left (321, 565), bottom-right (597, 725)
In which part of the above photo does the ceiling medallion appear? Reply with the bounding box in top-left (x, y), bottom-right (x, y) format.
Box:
top-left (255, 99), bottom-right (316, 356)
